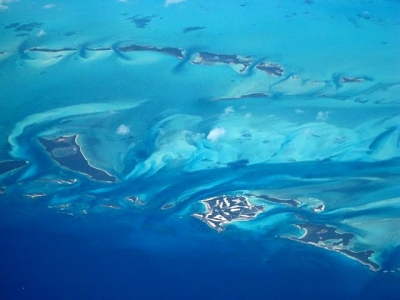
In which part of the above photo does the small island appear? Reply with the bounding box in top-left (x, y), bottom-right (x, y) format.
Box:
top-left (23, 193), bottom-right (46, 199)
top-left (117, 44), bottom-right (185, 59)
top-left (192, 52), bottom-right (253, 73)
top-left (28, 47), bottom-right (77, 53)
top-left (126, 196), bottom-right (145, 206)
top-left (192, 195), bottom-right (265, 232)
top-left (256, 62), bottom-right (284, 76)
top-left (161, 203), bottom-right (174, 210)
top-left (340, 76), bottom-right (370, 83)
top-left (38, 135), bottom-right (116, 183)
top-left (289, 223), bottom-right (380, 271)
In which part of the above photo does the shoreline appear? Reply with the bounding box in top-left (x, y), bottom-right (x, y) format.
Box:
top-left (192, 195), bottom-right (265, 232)
top-left (287, 236), bottom-right (380, 271)
top-left (38, 135), bottom-right (117, 183)
top-left (287, 223), bottom-right (380, 271)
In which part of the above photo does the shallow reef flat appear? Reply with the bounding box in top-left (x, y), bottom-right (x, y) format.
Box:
top-left (2, 40), bottom-right (397, 106)
top-left (1, 97), bottom-right (398, 272)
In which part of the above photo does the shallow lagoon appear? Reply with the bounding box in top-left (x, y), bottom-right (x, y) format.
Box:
top-left (1, 0), bottom-right (400, 299)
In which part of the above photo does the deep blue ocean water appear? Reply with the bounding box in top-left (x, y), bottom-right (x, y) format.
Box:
top-left (1, 0), bottom-right (400, 299)
top-left (1, 207), bottom-right (399, 300)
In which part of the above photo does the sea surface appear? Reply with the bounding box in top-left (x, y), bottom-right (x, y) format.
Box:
top-left (1, 0), bottom-right (400, 299)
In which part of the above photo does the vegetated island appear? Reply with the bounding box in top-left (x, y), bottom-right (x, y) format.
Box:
top-left (192, 52), bottom-right (253, 73)
top-left (22, 44), bottom-right (291, 79)
top-left (192, 195), bottom-right (265, 232)
top-left (340, 76), bottom-right (371, 83)
top-left (25, 44), bottom-right (185, 59)
top-left (288, 223), bottom-right (380, 271)
top-left (117, 44), bottom-right (185, 59)
top-left (28, 47), bottom-right (77, 53)
top-left (256, 62), bottom-right (284, 76)
top-left (38, 135), bottom-right (116, 183)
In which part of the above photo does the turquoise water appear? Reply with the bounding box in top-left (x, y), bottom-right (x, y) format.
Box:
top-left (1, 0), bottom-right (400, 299)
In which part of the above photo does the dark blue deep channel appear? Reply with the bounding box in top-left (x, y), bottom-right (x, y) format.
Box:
top-left (1, 207), bottom-right (399, 300)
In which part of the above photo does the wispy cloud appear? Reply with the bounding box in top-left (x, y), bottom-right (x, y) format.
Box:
top-left (207, 127), bottom-right (226, 142)
top-left (220, 106), bottom-right (235, 118)
top-left (165, 0), bottom-right (186, 7)
top-left (316, 111), bottom-right (330, 121)
top-left (0, 0), bottom-right (19, 11)
top-left (43, 3), bottom-right (56, 9)
top-left (36, 29), bottom-right (46, 38)
top-left (116, 124), bottom-right (130, 135)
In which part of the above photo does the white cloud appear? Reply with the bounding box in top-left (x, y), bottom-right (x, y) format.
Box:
top-left (0, 0), bottom-right (19, 11)
top-left (43, 3), bottom-right (56, 9)
top-left (295, 109), bottom-right (304, 114)
top-left (220, 106), bottom-right (235, 118)
top-left (36, 29), bottom-right (46, 38)
top-left (165, 0), bottom-right (186, 7)
top-left (207, 127), bottom-right (226, 142)
top-left (117, 0), bottom-right (128, 2)
top-left (316, 111), bottom-right (330, 121)
top-left (116, 124), bottom-right (130, 135)
top-left (224, 106), bottom-right (235, 114)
